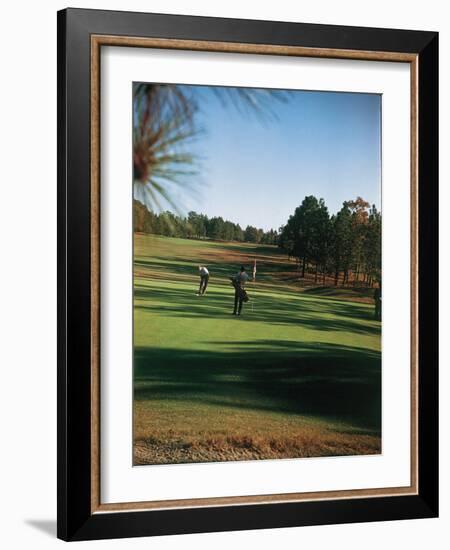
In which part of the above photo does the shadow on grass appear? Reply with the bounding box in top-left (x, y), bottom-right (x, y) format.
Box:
top-left (135, 248), bottom-right (298, 287)
top-left (134, 283), bottom-right (380, 335)
top-left (134, 339), bottom-right (381, 433)
top-left (304, 285), bottom-right (376, 300)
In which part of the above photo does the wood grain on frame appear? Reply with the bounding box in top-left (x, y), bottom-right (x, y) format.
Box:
top-left (90, 34), bottom-right (419, 514)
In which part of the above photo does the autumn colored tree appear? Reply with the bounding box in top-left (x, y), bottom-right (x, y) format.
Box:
top-left (346, 197), bottom-right (371, 283)
top-left (279, 195), bottom-right (381, 287)
top-left (134, 194), bottom-right (381, 285)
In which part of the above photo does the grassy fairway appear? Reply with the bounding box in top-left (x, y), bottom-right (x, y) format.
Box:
top-left (133, 234), bottom-right (381, 465)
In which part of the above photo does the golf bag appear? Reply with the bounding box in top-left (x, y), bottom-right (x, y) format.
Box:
top-left (229, 277), bottom-right (250, 302)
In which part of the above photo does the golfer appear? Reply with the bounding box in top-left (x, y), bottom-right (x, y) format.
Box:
top-left (197, 265), bottom-right (209, 296)
top-left (231, 266), bottom-right (249, 316)
top-left (374, 284), bottom-right (381, 320)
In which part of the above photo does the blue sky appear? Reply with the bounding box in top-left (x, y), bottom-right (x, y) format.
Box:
top-left (174, 86), bottom-right (381, 232)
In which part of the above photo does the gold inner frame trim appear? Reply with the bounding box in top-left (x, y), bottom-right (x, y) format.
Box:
top-left (90, 34), bottom-right (419, 514)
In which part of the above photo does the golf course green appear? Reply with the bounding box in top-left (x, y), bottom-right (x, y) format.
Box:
top-left (133, 233), bottom-right (382, 465)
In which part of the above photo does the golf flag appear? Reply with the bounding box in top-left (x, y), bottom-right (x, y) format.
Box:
top-left (253, 259), bottom-right (257, 281)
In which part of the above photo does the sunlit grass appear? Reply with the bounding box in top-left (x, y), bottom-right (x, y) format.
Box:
top-left (133, 234), bottom-right (381, 465)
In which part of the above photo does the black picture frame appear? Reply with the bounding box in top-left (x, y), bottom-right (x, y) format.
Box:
top-left (57, 7), bottom-right (438, 541)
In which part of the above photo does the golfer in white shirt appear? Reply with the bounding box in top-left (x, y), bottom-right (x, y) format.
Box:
top-left (197, 266), bottom-right (209, 296)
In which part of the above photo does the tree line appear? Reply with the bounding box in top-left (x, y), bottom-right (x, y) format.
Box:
top-left (133, 200), bottom-right (279, 244)
top-left (278, 196), bottom-right (381, 286)
top-left (134, 194), bottom-right (381, 287)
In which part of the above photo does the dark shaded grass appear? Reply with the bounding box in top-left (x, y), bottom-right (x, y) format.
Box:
top-left (134, 340), bottom-right (381, 433)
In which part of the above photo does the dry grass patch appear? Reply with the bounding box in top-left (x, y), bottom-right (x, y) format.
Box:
top-left (133, 401), bottom-right (381, 465)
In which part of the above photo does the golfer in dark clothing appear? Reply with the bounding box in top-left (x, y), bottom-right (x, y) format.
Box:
top-left (232, 266), bottom-right (249, 315)
top-left (197, 266), bottom-right (209, 296)
top-left (374, 285), bottom-right (381, 320)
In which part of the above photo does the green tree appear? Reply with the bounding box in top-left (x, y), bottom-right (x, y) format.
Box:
top-left (331, 204), bottom-right (353, 285)
top-left (310, 199), bottom-right (332, 283)
top-left (363, 205), bottom-right (382, 286)
top-left (261, 229), bottom-right (278, 245)
top-left (187, 211), bottom-right (207, 238)
top-left (208, 217), bottom-right (225, 240)
top-left (234, 224), bottom-right (244, 242)
top-left (244, 225), bottom-right (259, 243)
top-left (278, 223), bottom-right (296, 259)
top-left (290, 196), bottom-right (322, 277)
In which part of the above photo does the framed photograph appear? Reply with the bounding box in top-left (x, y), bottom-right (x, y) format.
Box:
top-left (57, 8), bottom-right (438, 541)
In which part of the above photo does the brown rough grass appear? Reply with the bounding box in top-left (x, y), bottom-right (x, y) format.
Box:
top-left (133, 402), bottom-right (381, 466)
top-left (134, 432), bottom-right (381, 465)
